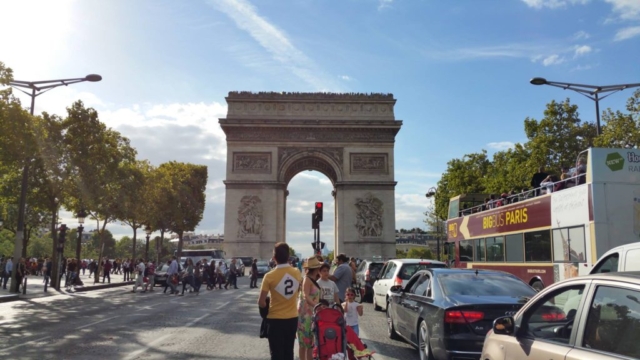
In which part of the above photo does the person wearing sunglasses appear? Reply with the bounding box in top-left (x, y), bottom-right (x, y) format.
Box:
top-left (342, 287), bottom-right (364, 336)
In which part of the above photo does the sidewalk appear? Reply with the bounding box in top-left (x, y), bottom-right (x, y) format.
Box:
top-left (0, 271), bottom-right (135, 301)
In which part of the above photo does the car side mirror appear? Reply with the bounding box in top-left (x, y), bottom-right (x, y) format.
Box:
top-left (493, 316), bottom-right (515, 335)
top-left (389, 285), bottom-right (403, 293)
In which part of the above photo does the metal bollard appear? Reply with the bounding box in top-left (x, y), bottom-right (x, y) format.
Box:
top-left (22, 277), bottom-right (27, 295)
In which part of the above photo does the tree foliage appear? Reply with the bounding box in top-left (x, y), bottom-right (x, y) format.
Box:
top-left (432, 95), bottom-right (638, 219)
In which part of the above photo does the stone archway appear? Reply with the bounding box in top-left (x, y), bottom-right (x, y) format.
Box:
top-left (220, 92), bottom-right (402, 260)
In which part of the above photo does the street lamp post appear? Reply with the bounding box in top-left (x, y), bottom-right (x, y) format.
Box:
top-left (529, 77), bottom-right (640, 136)
top-left (145, 227), bottom-right (152, 261)
top-left (425, 187), bottom-right (441, 261)
top-left (75, 209), bottom-right (87, 265)
top-left (7, 74), bottom-right (102, 293)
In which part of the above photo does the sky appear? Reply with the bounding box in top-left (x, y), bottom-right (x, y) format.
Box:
top-left (1, 0), bottom-right (639, 258)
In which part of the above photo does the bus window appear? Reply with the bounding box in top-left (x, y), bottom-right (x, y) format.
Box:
top-left (486, 236), bottom-right (505, 262)
top-left (460, 240), bottom-right (473, 262)
top-left (448, 198), bottom-right (460, 220)
top-left (475, 239), bottom-right (486, 262)
top-left (506, 234), bottom-right (524, 262)
top-left (552, 227), bottom-right (586, 263)
top-left (525, 230), bottom-right (552, 262)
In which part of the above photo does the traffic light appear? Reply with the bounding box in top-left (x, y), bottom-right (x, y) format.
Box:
top-left (58, 224), bottom-right (68, 244)
top-left (311, 242), bottom-right (325, 251)
top-left (312, 213), bottom-right (319, 230)
top-left (315, 202), bottom-right (323, 222)
top-left (57, 224), bottom-right (68, 253)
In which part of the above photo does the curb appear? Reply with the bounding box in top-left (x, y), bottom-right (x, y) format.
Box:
top-left (72, 281), bottom-right (135, 292)
top-left (0, 294), bottom-right (20, 303)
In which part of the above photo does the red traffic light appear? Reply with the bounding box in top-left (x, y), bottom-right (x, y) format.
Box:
top-left (315, 202), bottom-right (323, 222)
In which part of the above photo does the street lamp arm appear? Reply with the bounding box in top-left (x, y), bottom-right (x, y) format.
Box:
top-left (543, 80), bottom-right (640, 95)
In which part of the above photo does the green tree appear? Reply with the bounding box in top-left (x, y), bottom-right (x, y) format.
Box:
top-left (595, 90), bottom-right (640, 148)
top-left (524, 98), bottom-right (596, 171)
top-left (434, 151), bottom-right (491, 220)
top-left (64, 101), bottom-right (136, 283)
top-left (395, 248), bottom-right (407, 259)
top-left (114, 160), bottom-right (151, 261)
top-left (159, 162), bottom-right (208, 259)
top-left (326, 250), bottom-right (334, 262)
top-left (484, 144), bottom-right (533, 195)
top-left (406, 247), bottom-right (434, 259)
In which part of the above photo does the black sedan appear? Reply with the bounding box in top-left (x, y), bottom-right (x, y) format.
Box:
top-left (254, 261), bottom-right (271, 278)
top-left (386, 268), bottom-right (536, 360)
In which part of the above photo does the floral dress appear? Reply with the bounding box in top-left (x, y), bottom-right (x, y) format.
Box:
top-left (297, 278), bottom-right (321, 348)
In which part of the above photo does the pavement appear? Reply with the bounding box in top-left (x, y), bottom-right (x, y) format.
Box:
top-left (0, 271), bottom-right (135, 301)
top-left (0, 276), bottom-right (419, 359)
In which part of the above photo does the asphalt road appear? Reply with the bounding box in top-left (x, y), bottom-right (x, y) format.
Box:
top-left (0, 277), bottom-right (420, 360)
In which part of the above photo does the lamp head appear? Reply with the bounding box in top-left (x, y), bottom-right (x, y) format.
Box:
top-left (77, 209), bottom-right (87, 224)
top-left (145, 227), bottom-right (152, 236)
top-left (530, 77), bottom-right (548, 86)
top-left (84, 74), bottom-right (102, 82)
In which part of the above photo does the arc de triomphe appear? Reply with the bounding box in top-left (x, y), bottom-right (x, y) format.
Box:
top-left (219, 92), bottom-right (402, 260)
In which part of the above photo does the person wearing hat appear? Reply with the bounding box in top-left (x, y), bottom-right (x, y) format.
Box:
top-left (330, 253), bottom-right (353, 302)
top-left (297, 256), bottom-right (322, 360)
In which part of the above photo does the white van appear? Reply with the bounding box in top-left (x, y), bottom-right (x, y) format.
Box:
top-left (590, 242), bottom-right (640, 274)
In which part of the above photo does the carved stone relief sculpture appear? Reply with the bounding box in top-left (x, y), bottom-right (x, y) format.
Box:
top-left (351, 153), bottom-right (388, 173)
top-left (354, 193), bottom-right (384, 237)
top-left (237, 195), bottom-right (263, 239)
top-left (233, 152), bottom-right (271, 173)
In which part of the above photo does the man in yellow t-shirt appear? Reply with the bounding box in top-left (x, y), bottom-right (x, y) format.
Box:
top-left (259, 242), bottom-right (302, 360)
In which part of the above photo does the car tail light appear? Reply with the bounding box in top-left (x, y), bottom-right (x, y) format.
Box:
top-left (394, 276), bottom-right (403, 286)
top-left (445, 310), bottom-right (485, 324)
top-left (365, 269), bottom-right (370, 282)
top-left (419, 261), bottom-right (432, 265)
top-left (541, 312), bottom-right (566, 321)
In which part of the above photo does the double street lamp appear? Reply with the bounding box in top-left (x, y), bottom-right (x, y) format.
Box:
top-left (7, 74), bottom-right (102, 293)
top-left (425, 187), bottom-right (441, 261)
top-left (529, 77), bottom-right (640, 136)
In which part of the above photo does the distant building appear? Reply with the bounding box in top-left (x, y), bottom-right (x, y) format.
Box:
top-left (395, 232), bottom-right (443, 253)
top-left (170, 233), bottom-right (225, 246)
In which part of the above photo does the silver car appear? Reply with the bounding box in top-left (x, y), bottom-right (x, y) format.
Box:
top-left (482, 272), bottom-right (640, 360)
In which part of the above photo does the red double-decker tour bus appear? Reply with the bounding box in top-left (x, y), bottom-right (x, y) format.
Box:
top-left (445, 148), bottom-right (640, 290)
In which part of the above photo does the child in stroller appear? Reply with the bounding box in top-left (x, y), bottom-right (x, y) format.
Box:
top-left (313, 300), bottom-right (374, 360)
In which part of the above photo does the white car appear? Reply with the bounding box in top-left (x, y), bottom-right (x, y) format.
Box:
top-left (372, 258), bottom-right (447, 311)
top-left (590, 242), bottom-right (640, 274)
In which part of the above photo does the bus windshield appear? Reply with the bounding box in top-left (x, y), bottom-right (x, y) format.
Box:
top-left (177, 249), bottom-right (225, 263)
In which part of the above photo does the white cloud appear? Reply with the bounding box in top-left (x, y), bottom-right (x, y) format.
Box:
top-left (210, 0), bottom-right (339, 90)
top-left (521, 0), bottom-right (589, 9)
top-left (573, 45), bottom-right (592, 57)
top-left (542, 54), bottom-right (565, 66)
top-left (614, 26), bottom-right (640, 41)
top-left (486, 141), bottom-right (516, 150)
top-left (605, 0), bottom-right (640, 21)
top-left (572, 30), bottom-right (590, 40)
top-left (571, 64), bottom-right (593, 71)
top-left (339, 75), bottom-right (352, 81)
top-left (378, 0), bottom-right (394, 10)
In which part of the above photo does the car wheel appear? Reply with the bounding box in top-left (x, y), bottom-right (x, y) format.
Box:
top-left (531, 280), bottom-right (544, 292)
top-left (387, 307), bottom-right (400, 340)
top-left (373, 295), bottom-right (382, 311)
top-left (418, 320), bottom-right (434, 360)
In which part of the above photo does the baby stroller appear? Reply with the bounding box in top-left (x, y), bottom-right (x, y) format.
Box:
top-left (313, 304), bottom-right (375, 360)
top-left (313, 303), bottom-right (348, 360)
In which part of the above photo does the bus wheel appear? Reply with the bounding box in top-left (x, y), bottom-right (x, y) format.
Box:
top-left (531, 280), bottom-right (544, 292)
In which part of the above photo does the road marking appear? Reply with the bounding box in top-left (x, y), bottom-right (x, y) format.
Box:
top-left (123, 313), bottom-right (210, 360)
top-left (77, 316), bottom-right (119, 330)
top-left (0, 336), bottom-right (50, 353)
top-left (215, 301), bottom-right (230, 310)
top-left (235, 293), bottom-right (245, 300)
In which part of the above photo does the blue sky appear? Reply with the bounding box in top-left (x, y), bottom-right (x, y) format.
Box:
top-left (1, 0), bottom-right (639, 257)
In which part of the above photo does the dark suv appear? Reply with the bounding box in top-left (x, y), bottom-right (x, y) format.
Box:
top-left (355, 260), bottom-right (384, 303)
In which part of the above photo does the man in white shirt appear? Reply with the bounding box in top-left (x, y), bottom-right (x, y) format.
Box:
top-left (165, 256), bottom-right (179, 294)
top-left (132, 259), bottom-right (146, 293)
top-left (317, 263), bottom-right (340, 305)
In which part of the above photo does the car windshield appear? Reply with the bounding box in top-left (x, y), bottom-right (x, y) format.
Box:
top-left (369, 263), bottom-right (384, 277)
top-left (257, 262), bottom-right (268, 266)
top-left (438, 272), bottom-right (536, 297)
top-left (399, 263), bottom-right (447, 280)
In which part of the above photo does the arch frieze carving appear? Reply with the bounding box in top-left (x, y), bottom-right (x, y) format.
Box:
top-left (278, 147), bottom-right (343, 168)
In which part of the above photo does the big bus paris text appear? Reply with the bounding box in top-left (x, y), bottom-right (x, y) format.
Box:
top-left (445, 147), bottom-right (640, 291)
